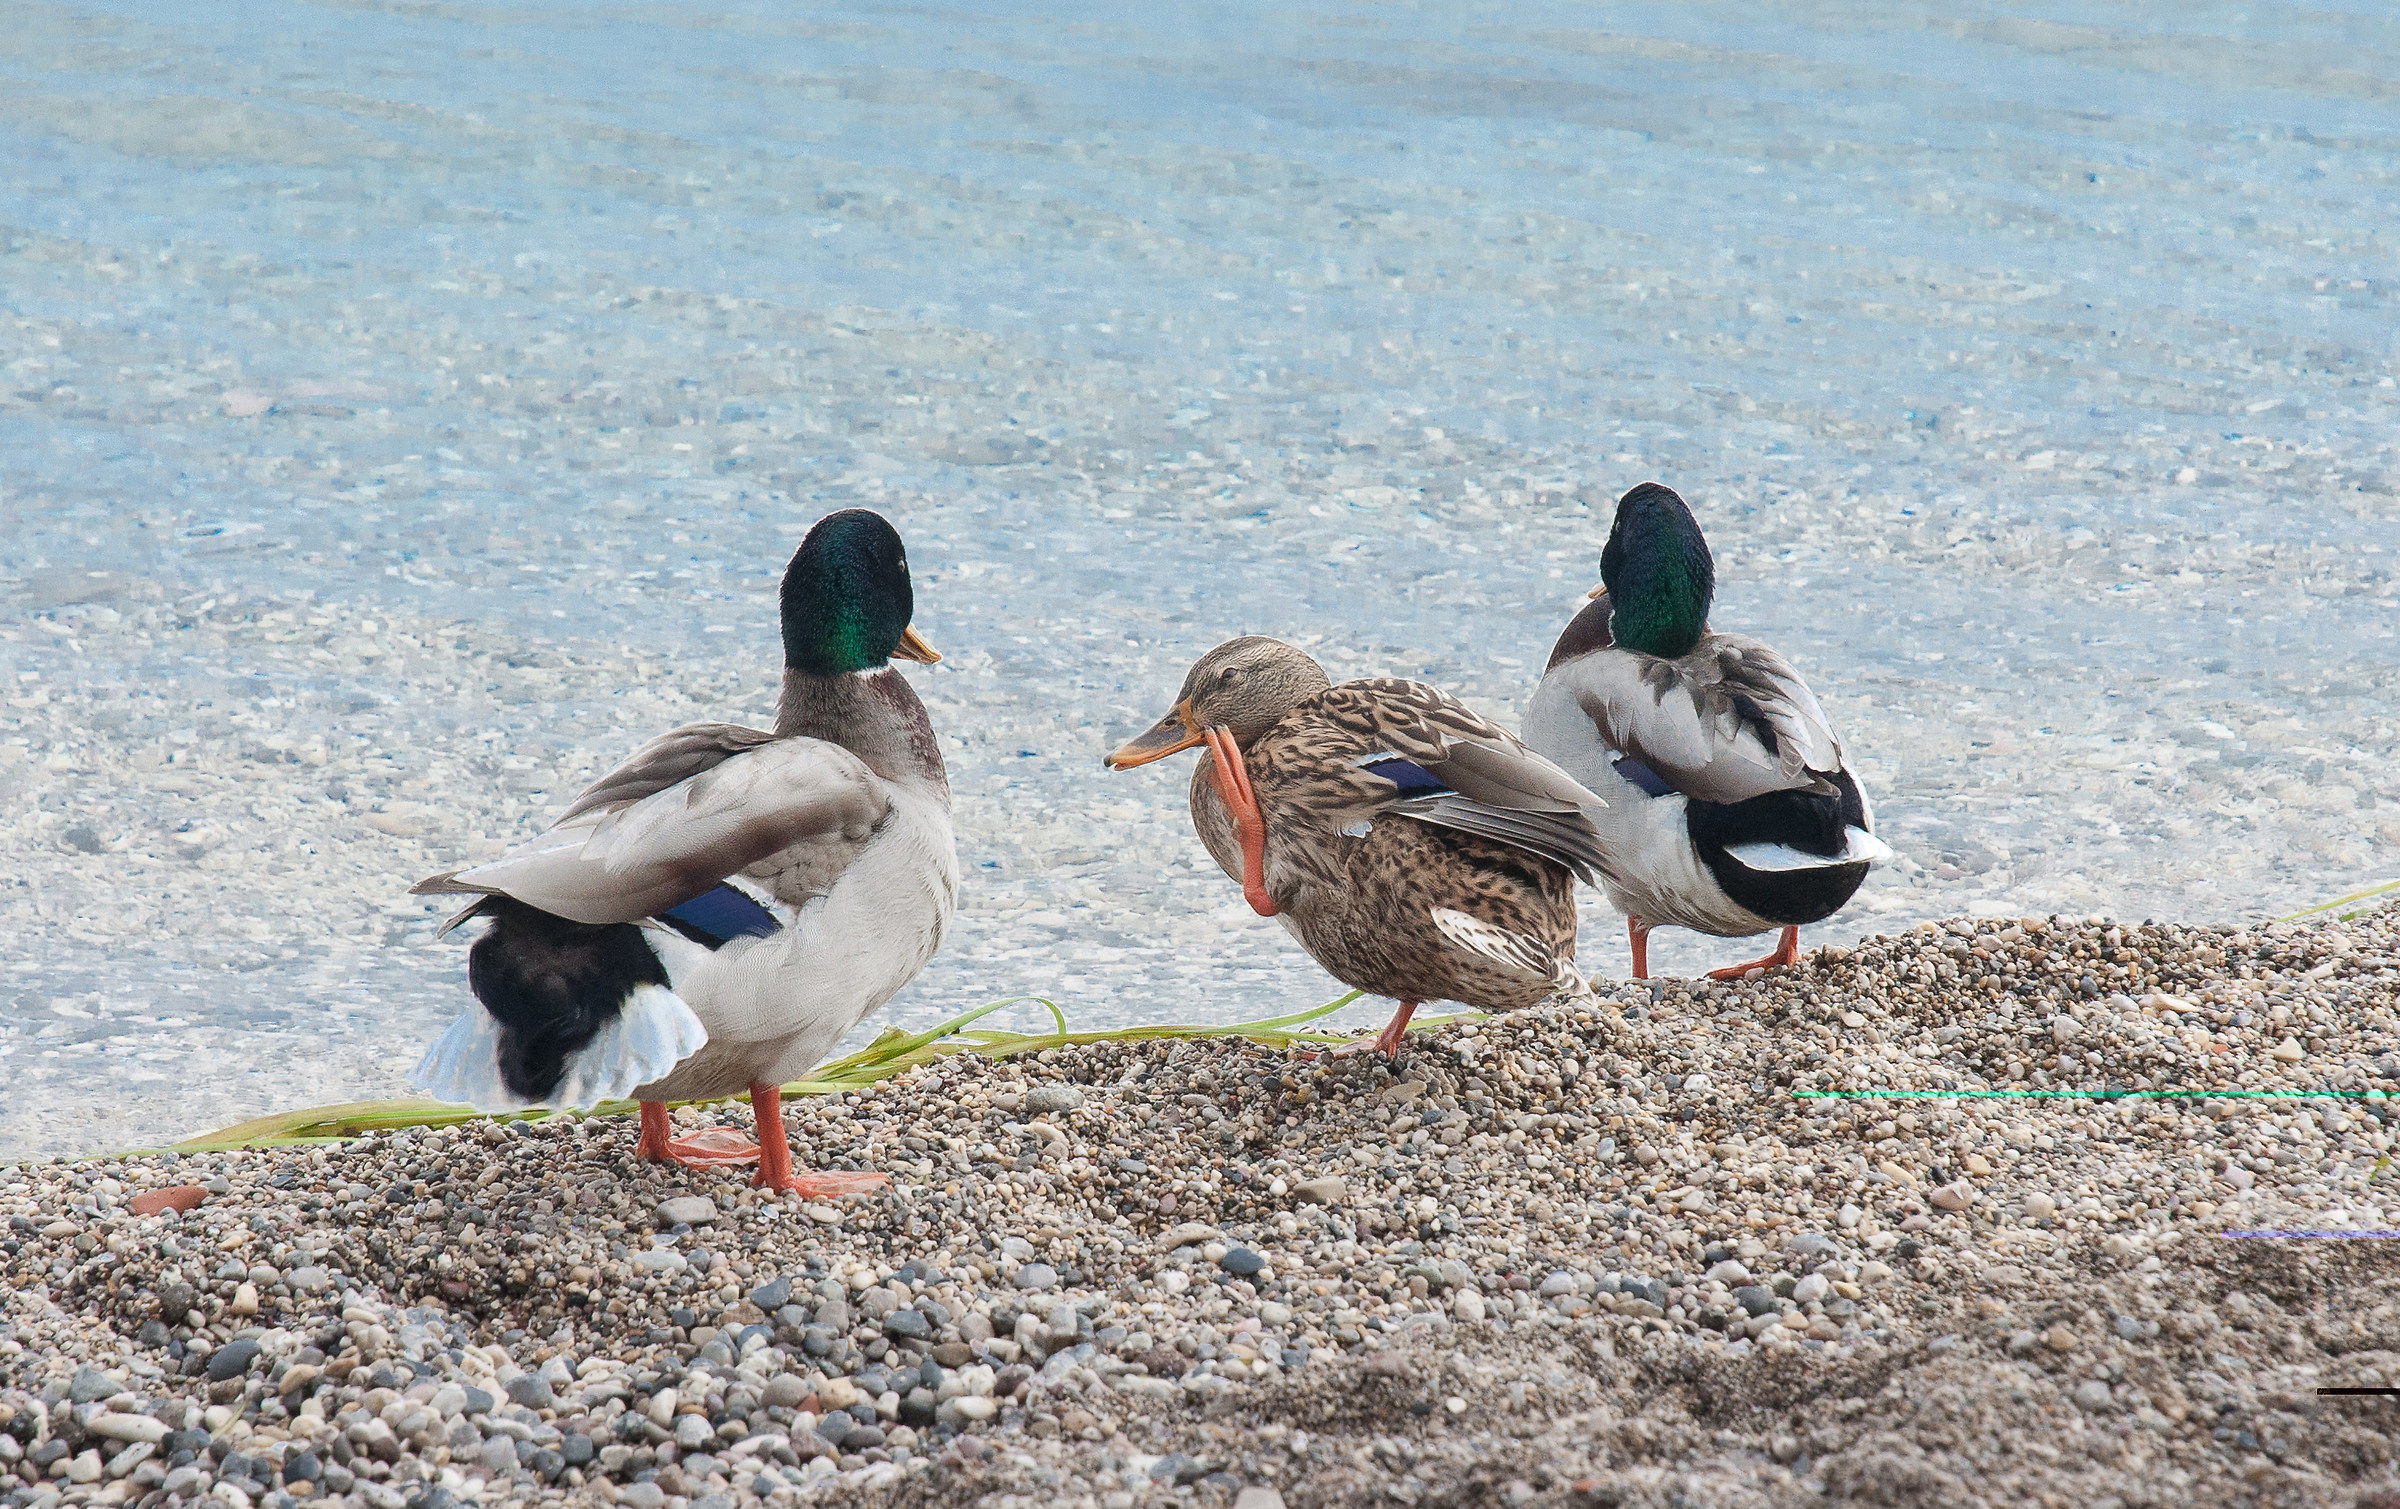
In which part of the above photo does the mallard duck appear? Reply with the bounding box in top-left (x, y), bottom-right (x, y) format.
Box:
top-left (1522, 482), bottom-right (1889, 980)
top-left (1105, 637), bottom-right (1607, 1054)
top-left (408, 508), bottom-right (958, 1195)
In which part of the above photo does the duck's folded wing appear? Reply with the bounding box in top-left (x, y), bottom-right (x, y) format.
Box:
top-left (1304, 679), bottom-right (1610, 883)
top-left (1388, 738), bottom-right (1611, 884)
top-left (411, 727), bottom-right (886, 925)
top-left (1551, 636), bottom-right (1846, 804)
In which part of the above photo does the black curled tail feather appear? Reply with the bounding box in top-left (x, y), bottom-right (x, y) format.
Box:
top-left (465, 896), bottom-right (668, 1101)
top-left (1686, 769), bottom-right (1872, 927)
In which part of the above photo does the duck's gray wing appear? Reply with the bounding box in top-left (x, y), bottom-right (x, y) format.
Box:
top-left (411, 724), bottom-right (886, 926)
top-left (1540, 618), bottom-right (1848, 804)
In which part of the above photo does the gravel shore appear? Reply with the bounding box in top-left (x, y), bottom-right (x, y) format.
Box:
top-left (5, 911), bottom-right (2398, 1508)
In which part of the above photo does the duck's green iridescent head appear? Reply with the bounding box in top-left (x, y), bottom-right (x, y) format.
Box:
top-left (1598, 482), bottom-right (1714, 659)
top-left (779, 509), bottom-right (939, 676)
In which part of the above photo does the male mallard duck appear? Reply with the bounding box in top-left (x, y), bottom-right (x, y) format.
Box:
top-left (1106, 637), bottom-right (1607, 1054)
top-left (408, 508), bottom-right (957, 1195)
top-left (1522, 482), bottom-right (1888, 980)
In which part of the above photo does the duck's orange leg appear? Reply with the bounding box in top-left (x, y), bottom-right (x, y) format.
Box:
top-left (635, 1087), bottom-right (885, 1199)
top-left (1707, 925), bottom-right (1801, 981)
top-left (1627, 915), bottom-right (1650, 980)
top-left (746, 1082), bottom-right (886, 1199)
top-left (1205, 726), bottom-right (1279, 917)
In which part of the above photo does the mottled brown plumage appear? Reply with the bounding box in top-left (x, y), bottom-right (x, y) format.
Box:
top-left (1109, 639), bottom-right (1604, 1048)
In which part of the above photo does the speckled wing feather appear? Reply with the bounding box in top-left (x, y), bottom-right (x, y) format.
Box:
top-left (411, 726), bottom-right (887, 926)
top-left (1266, 678), bottom-right (1609, 883)
top-left (1549, 596), bottom-right (1847, 803)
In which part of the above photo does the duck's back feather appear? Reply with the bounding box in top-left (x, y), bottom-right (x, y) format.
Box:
top-left (1256, 678), bottom-right (1609, 882)
top-left (412, 726), bottom-right (887, 925)
top-left (1539, 593), bottom-right (1845, 805)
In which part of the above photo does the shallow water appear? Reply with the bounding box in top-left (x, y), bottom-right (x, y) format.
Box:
top-left (4, 1), bottom-right (2397, 1160)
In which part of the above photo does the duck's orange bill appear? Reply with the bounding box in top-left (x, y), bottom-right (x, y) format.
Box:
top-left (1105, 700), bottom-right (1204, 769)
top-left (893, 625), bottom-right (942, 664)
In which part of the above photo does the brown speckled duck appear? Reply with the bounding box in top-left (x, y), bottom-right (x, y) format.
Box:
top-left (1105, 637), bottom-right (1607, 1054)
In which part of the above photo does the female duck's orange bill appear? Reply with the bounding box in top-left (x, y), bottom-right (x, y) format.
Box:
top-left (1105, 701), bottom-right (1203, 769)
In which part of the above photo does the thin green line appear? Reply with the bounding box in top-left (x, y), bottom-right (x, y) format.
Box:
top-left (1794, 1089), bottom-right (2385, 1100)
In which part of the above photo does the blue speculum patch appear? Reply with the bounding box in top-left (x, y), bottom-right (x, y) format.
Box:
top-left (664, 885), bottom-right (780, 946)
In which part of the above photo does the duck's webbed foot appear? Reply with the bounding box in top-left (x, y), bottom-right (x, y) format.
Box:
top-left (636, 1088), bottom-right (890, 1198)
top-left (1707, 925), bottom-right (1801, 981)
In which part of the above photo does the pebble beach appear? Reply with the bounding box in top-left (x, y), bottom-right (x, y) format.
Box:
top-left (6, 911), bottom-right (2398, 1508)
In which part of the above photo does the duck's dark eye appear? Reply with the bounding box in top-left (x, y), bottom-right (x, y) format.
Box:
top-left (1219, 666), bottom-right (1242, 682)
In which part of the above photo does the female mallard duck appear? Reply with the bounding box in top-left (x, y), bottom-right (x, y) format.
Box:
top-left (407, 508), bottom-right (957, 1195)
top-left (1522, 482), bottom-right (1888, 980)
top-left (1106, 637), bottom-right (1607, 1055)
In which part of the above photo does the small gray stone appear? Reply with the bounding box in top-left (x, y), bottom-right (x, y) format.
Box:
top-left (68, 1368), bottom-right (122, 1404)
top-left (287, 1265), bottom-right (333, 1293)
top-left (460, 1387), bottom-right (495, 1417)
top-left (1024, 1086), bottom-right (1085, 1114)
top-left (656, 1196), bottom-right (717, 1227)
top-left (1537, 1270), bottom-right (1578, 1298)
top-left (2073, 1380), bottom-right (2113, 1411)
top-left (673, 1414), bottom-right (713, 1450)
top-left (814, 1298), bottom-right (851, 1333)
top-left (503, 1374), bottom-right (554, 1410)
top-left (1291, 1176), bottom-right (1347, 1206)
top-left (559, 1435), bottom-right (594, 1467)
top-left (1733, 1286), bottom-right (1778, 1318)
top-left (206, 1340), bottom-right (261, 1383)
top-left (617, 1485), bottom-right (667, 1509)
top-left (156, 1282), bottom-right (200, 1326)
top-left (1219, 1248), bottom-right (1266, 1278)
top-left (762, 1375), bottom-right (810, 1410)
top-left (750, 1276), bottom-right (793, 1312)
top-left (1012, 1263), bottom-right (1059, 1292)
top-left (479, 1437), bottom-right (517, 1474)
top-left (882, 1309), bottom-right (931, 1340)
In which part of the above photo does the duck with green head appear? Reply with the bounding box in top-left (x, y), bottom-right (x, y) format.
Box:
top-left (408, 508), bottom-right (958, 1195)
top-left (1523, 482), bottom-right (1890, 979)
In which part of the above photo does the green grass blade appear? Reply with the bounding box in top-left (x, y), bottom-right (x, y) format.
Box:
top-left (165, 988), bottom-right (1405, 1153)
top-left (2279, 878), bottom-right (2400, 921)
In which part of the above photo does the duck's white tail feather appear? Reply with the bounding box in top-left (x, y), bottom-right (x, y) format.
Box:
top-left (410, 1008), bottom-right (531, 1113)
top-left (551, 985), bottom-right (708, 1109)
top-left (409, 985), bottom-right (708, 1114)
top-left (1723, 825), bottom-right (1893, 873)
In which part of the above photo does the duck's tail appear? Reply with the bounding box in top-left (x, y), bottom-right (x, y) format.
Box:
top-left (1431, 908), bottom-right (1597, 1005)
top-left (410, 897), bottom-right (708, 1112)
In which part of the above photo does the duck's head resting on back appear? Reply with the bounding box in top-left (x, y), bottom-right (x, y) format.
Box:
top-left (1598, 480), bottom-right (1716, 659)
top-left (779, 506), bottom-right (940, 676)
top-left (1103, 635), bottom-right (1332, 767)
